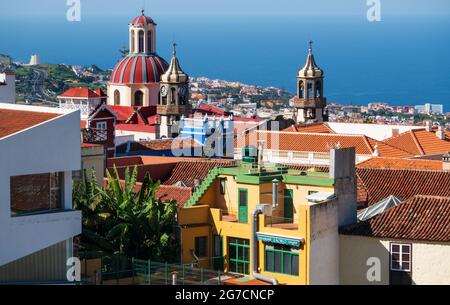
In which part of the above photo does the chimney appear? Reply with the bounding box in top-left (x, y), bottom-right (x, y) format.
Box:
top-left (436, 126), bottom-right (445, 140)
top-left (392, 128), bottom-right (399, 137)
top-left (257, 140), bottom-right (265, 170)
top-left (372, 144), bottom-right (380, 157)
top-left (443, 152), bottom-right (450, 172)
top-left (425, 120), bottom-right (432, 132)
top-left (330, 147), bottom-right (357, 227)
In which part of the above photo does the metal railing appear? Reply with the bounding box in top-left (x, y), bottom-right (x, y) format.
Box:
top-left (81, 128), bottom-right (107, 144)
top-left (79, 254), bottom-right (239, 285)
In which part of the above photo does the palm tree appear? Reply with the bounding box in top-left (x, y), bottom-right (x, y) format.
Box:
top-left (73, 166), bottom-right (179, 262)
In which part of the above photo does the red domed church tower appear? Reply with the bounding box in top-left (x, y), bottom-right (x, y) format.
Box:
top-left (108, 10), bottom-right (169, 109)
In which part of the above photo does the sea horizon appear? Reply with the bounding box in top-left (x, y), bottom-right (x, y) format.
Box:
top-left (1, 15), bottom-right (449, 108)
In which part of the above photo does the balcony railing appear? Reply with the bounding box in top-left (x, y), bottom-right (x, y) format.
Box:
top-left (81, 128), bottom-right (107, 144)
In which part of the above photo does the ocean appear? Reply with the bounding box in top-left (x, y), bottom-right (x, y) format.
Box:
top-left (1, 15), bottom-right (449, 109)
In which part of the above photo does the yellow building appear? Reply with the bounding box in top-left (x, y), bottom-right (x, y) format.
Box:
top-left (178, 147), bottom-right (357, 285)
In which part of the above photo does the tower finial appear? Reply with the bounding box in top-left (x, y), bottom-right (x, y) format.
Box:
top-left (173, 42), bottom-right (177, 56)
top-left (141, 8), bottom-right (145, 16)
top-left (309, 40), bottom-right (313, 51)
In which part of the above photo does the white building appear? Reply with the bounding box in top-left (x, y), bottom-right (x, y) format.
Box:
top-left (415, 103), bottom-right (444, 115)
top-left (57, 87), bottom-right (106, 119)
top-left (0, 68), bottom-right (16, 103)
top-left (29, 54), bottom-right (40, 66)
top-left (340, 195), bottom-right (450, 285)
top-left (0, 103), bottom-right (81, 283)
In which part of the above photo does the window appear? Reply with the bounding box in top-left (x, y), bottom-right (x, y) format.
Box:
top-left (138, 30), bottom-right (144, 53)
top-left (96, 121), bottom-right (107, 130)
top-left (114, 90), bottom-right (120, 105)
top-left (170, 87), bottom-right (176, 104)
top-left (265, 245), bottom-right (299, 276)
top-left (390, 243), bottom-right (412, 285)
top-left (228, 238), bottom-right (250, 274)
top-left (219, 178), bottom-right (226, 195)
top-left (213, 235), bottom-right (224, 271)
top-left (195, 236), bottom-right (208, 257)
top-left (308, 190), bottom-right (318, 196)
top-left (134, 90), bottom-right (144, 106)
top-left (390, 243), bottom-right (411, 272)
top-left (11, 172), bottom-right (64, 216)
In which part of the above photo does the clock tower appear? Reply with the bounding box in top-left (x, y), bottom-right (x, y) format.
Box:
top-left (157, 43), bottom-right (191, 138)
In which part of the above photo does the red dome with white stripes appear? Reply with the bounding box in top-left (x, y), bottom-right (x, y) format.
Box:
top-left (110, 54), bottom-right (169, 85)
top-left (131, 10), bottom-right (156, 26)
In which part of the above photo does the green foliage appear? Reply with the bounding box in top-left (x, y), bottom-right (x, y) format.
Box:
top-left (73, 166), bottom-right (179, 262)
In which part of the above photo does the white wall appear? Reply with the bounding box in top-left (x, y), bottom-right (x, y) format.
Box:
top-left (0, 104), bottom-right (82, 266)
top-left (328, 122), bottom-right (423, 141)
top-left (309, 200), bottom-right (339, 284)
top-left (339, 235), bottom-right (450, 285)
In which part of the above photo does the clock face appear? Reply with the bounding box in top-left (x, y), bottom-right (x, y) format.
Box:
top-left (160, 86), bottom-right (168, 96)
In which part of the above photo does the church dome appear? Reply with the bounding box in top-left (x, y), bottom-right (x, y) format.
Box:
top-left (298, 42), bottom-right (323, 78)
top-left (110, 54), bottom-right (169, 85)
top-left (131, 11), bottom-right (156, 26)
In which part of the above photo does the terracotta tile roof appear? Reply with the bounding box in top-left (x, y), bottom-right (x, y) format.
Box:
top-left (356, 168), bottom-right (450, 207)
top-left (0, 109), bottom-right (60, 138)
top-left (282, 122), bottom-right (334, 133)
top-left (383, 128), bottom-right (450, 155)
top-left (155, 185), bottom-right (192, 207)
top-left (357, 157), bottom-right (443, 171)
top-left (116, 123), bottom-right (156, 133)
top-left (116, 138), bottom-right (202, 154)
top-left (237, 131), bottom-right (410, 157)
top-left (59, 87), bottom-right (100, 98)
top-left (163, 159), bottom-right (235, 187)
top-left (365, 138), bottom-right (413, 158)
top-left (112, 179), bottom-right (192, 208)
top-left (284, 162), bottom-right (450, 208)
top-left (195, 104), bottom-right (228, 115)
top-left (340, 195), bottom-right (450, 242)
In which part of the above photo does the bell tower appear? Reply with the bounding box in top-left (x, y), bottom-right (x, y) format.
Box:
top-left (157, 43), bottom-right (191, 138)
top-left (292, 41), bottom-right (327, 123)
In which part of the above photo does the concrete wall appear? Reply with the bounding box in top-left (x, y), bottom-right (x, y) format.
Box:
top-left (81, 145), bottom-right (106, 185)
top-left (0, 240), bottom-right (70, 283)
top-left (339, 235), bottom-right (450, 285)
top-left (309, 200), bottom-right (339, 284)
top-left (0, 104), bottom-right (81, 266)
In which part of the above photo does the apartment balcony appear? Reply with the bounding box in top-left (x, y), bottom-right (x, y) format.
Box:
top-left (81, 128), bottom-right (107, 144)
top-left (264, 215), bottom-right (298, 230)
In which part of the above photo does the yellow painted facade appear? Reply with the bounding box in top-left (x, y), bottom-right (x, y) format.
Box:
top-left (178, 164), bottom-right (335, 285)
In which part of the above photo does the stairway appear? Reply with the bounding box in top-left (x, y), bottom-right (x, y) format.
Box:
top-left (185, 167), bottom-right (221, 207)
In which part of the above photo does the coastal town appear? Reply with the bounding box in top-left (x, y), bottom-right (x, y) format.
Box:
top-left (0, 7), bottom-right (449, 289)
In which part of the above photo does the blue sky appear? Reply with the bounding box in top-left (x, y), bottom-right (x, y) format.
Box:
top-left (1, 0), bottom-right (449, 18)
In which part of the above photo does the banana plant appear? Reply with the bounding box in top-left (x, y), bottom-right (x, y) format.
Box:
top-left (73, 166), bottom-right (179, 261)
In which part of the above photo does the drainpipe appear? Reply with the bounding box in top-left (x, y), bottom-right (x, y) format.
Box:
top-left (252, 206), bottom-right (279, 285)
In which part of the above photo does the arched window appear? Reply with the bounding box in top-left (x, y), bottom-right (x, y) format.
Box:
top-left (138, 30), bottom-right (144, 53)
top-left (307, 83), bottom-right (312, 98)
top-left (147, 31), bottom-right (152, 53)
top-left (114, 90), bottom-right (120, 105)
top-left (298, 81), bottom-right (304, 98)
top-left (315, 81), bottom-right (321, 98)
top-left (134, 90), bottom-right (144, 106)
top-left (170, 88), bottom-right (176, 104)
top-left (130, 30), bottom-right (135, 53)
